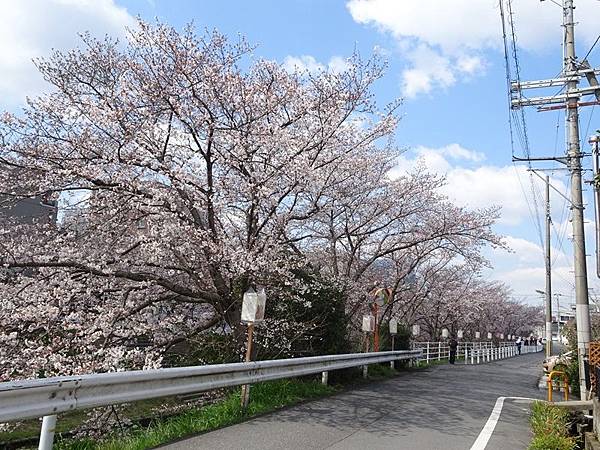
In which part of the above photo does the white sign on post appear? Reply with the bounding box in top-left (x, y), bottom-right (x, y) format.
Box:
top-left (389, 318), bottom-right (398, 335)
top-left (362, 315), bottom-right (375, 333)
top-left (241, 287), bottom-right (266, 324)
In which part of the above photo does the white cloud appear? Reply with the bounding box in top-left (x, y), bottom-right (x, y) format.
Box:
top-left (347, 0), bottom-right (600, 97)
top-left (0, 0), bottom-right (135, 106)
top-left (282, 54), bottom-right (351, 75)
top-left (442, 143), bottom-right (485, 162)
top-left (389, 142), bottom-right (600, 302)
top-left (390, 144), bottom-right (567, 226)
top-left (401, 44), bottom-right (456, 98)
top-left (390, 143), bottom-right (484, 177)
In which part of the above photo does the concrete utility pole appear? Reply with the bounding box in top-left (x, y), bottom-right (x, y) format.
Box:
top-left (509, 0), bottom-right (599, 399)
top-left (564, 0), bottom-right (592, 400)
top-left (544, 175), bottom-right (553, 358)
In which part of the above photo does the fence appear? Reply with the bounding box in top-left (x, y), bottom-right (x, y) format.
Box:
top-left (411, 341), bottom-right (543, 364)
top-left (0, 349), bottom-right (421, 449)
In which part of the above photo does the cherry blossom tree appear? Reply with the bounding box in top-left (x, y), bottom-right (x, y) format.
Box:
top-left (0, 20), bottom-right (540, 383)
top-left (0, 20), bottom-right (399, 378)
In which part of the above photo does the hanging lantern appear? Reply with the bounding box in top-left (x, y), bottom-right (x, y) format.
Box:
top-left (475, 331), bottom-right (481, 339)
top-left (389, 318), bottom-right (398, 335)
top-left (442, 328), bottom-right (449, 338)
top-left (457, 330), bottom-right (464, 339)
top-left (362, 315), bottom-right (375, 333)
top-left (241, 287), bottom-right (267, 324)
top-left (412, 324), bottom-right (420, 336)
top-left (487, 332), bottom-right (492, 340)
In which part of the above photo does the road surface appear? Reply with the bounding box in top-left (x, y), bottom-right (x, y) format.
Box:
top-left (160, 352), bottom-right (546, 450)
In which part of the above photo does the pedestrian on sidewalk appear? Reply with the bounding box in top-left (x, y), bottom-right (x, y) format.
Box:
top-left (449, 336), bottom-right (458, 364)
top-left (516, 336), bottom-right (522, 355)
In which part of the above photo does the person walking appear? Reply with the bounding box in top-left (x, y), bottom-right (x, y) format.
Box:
top-left (516, 336), bottom-right (522, 355)
top-left (449, 336), bottom-right (458, 364)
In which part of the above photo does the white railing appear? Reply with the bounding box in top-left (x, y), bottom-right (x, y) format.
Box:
top-left (411, 341), bottom-right (543, 365)
top-left (0, 349), bottom-right (421, 449)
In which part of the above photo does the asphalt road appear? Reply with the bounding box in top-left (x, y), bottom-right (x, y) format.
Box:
top-left (160, 352), bottom-right (546, 450)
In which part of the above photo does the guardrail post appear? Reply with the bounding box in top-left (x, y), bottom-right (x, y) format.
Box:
top-left (363, 364), bottom-right (368, 379)
top-left (464, 347), bottom-right (468, 364)
top-left (426, 343), bottom-right (430, 364)
top-left (438, 342), bottom-right (442, 361)
top-left (321, 371), bottom-right (328, 385)
top-left (38, 415), bottom-right (57, 450)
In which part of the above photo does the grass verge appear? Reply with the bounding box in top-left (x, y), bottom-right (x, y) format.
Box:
top-left (528, 401), bottom-right (576, 450)
top-left (3, 362), bottom-right (407, 450)
top-left (55, 379), bottom-right (336, 450)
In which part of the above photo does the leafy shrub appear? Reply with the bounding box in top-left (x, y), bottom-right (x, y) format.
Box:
top-left (529, 401), bottom-right (575, 450)
top-left (528, 434), bottom-right (575, 450)
top-left (530, 401), bottom-right (571, 436)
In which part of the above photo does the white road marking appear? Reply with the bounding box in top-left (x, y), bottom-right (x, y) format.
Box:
top-left (469, 396), bottom-right (538, 450)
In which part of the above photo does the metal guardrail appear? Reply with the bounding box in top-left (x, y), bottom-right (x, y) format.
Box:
top-left (0, 349), bottom-right (421, 424)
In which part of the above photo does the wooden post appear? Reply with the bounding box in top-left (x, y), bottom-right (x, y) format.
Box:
top-left (373, 303), bottom-right (380, 352)
top-left (363, 331), bottom-right (369, 378)
top-left (390, 334), bottom-right (396, 369)
top-left (241, 323), bottom-right (254, 408)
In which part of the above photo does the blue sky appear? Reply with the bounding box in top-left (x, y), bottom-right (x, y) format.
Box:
top-left (3, 0), bottom-right (600, 308)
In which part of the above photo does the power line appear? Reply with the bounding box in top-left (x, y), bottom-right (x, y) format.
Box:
top-left (582, 33), bottom-right (600, 63)
top-left (501, 0), bottom-right (546, 251)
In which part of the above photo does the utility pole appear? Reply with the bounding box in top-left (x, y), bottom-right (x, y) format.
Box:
top-left (508, 0), bottom-right (600, 399)
top-left (555, 293), bottom-right (562, 344)
top-left (544, 175), bottom-right (553, 357)
top-left (564, 0), bottom-right (592, 400)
